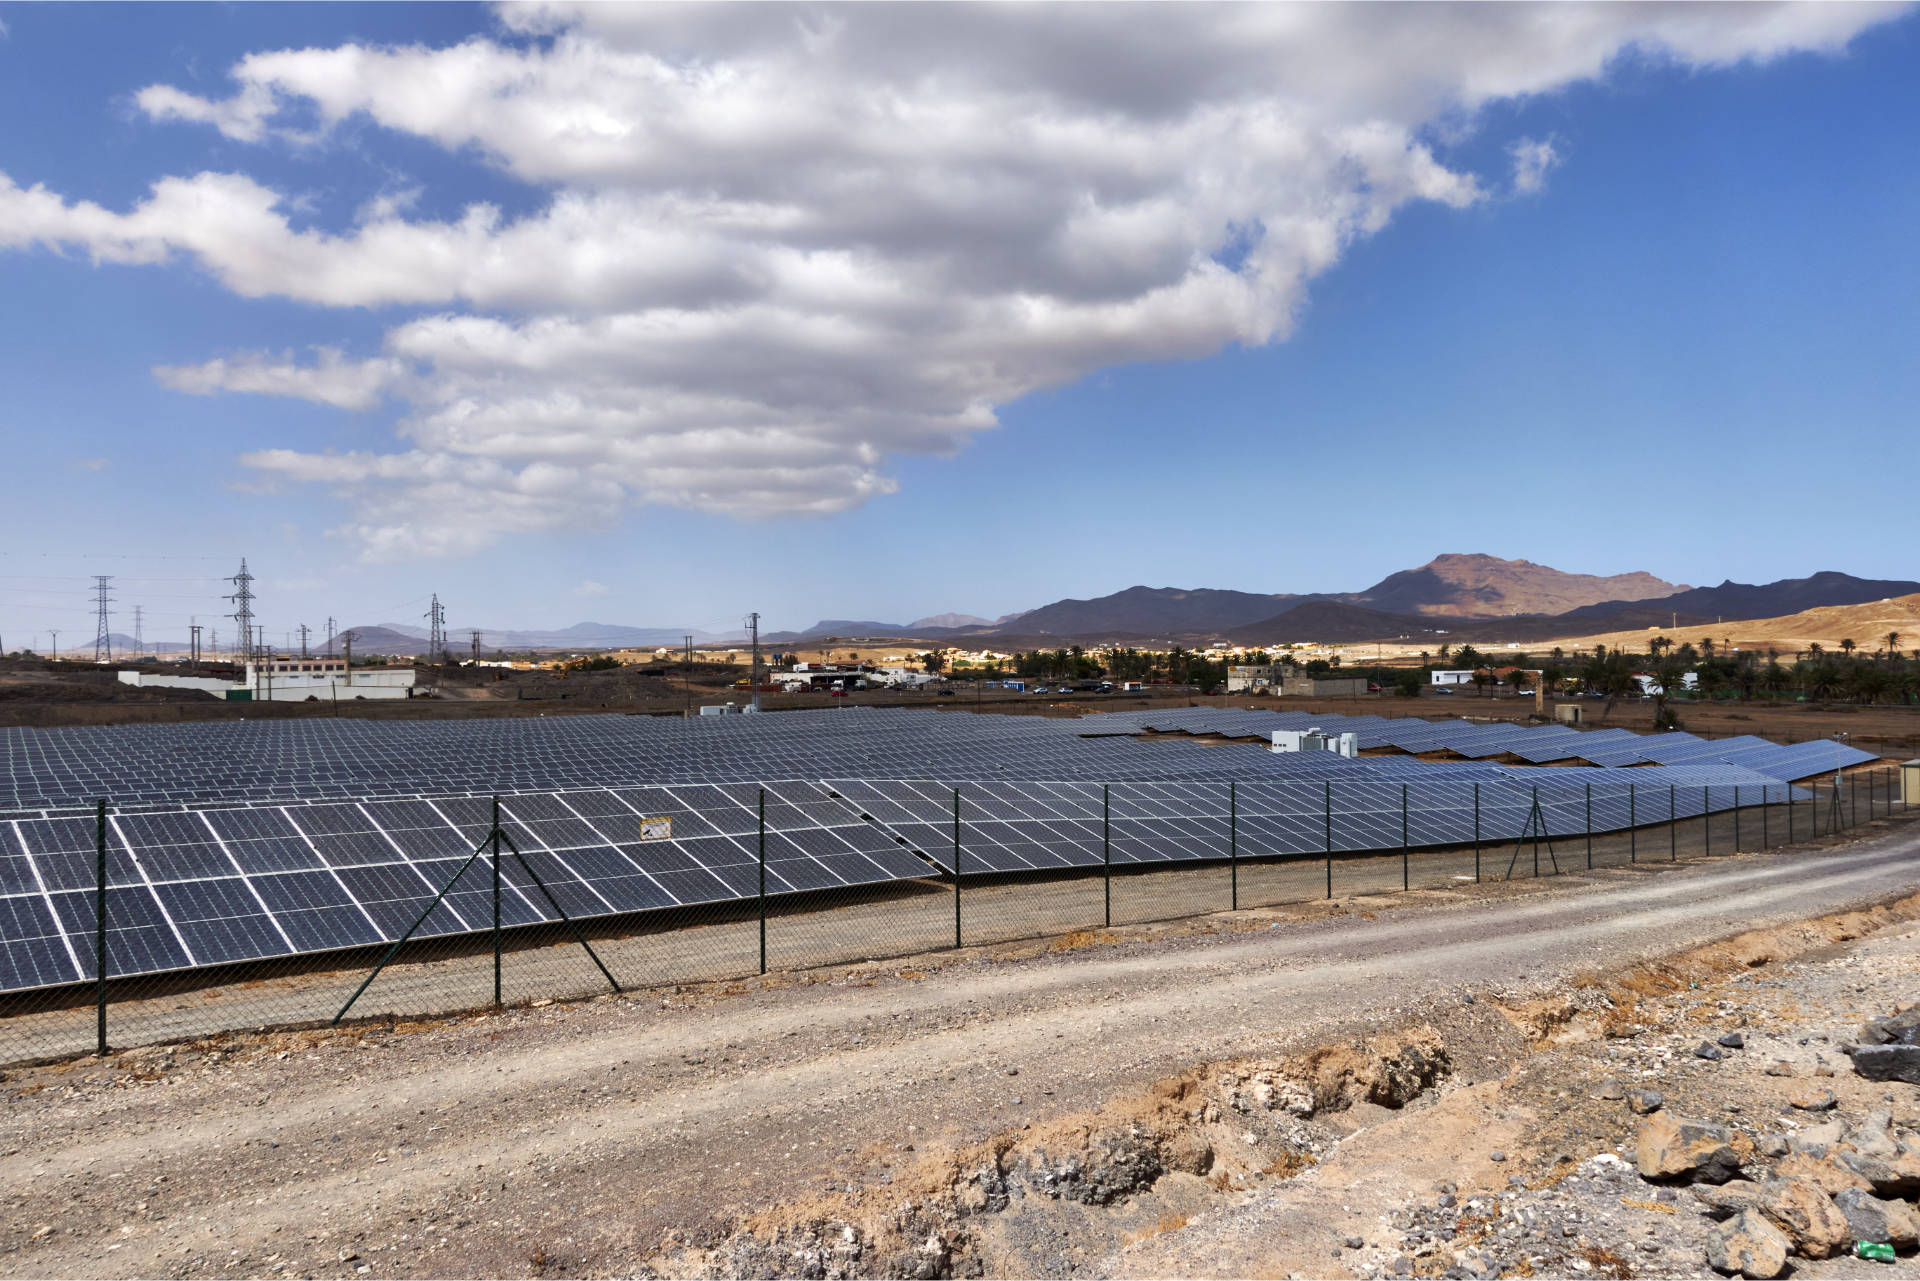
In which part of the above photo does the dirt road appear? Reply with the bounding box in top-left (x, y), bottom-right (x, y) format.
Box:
top-left (3, 817), bottom-right (1917, 1280)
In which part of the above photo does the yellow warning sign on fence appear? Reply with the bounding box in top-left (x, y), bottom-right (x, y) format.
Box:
top-left (638, 816), bottom-right (673, 842)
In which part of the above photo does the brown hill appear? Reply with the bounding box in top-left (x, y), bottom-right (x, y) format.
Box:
top-left (1532, 593), bottom-right (1920, 656)
top-left (1349, 553), bottom-right (1684, 618)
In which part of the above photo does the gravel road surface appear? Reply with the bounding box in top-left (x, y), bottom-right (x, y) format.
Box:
top-left (2, 815), bottom-right (1915, 1280)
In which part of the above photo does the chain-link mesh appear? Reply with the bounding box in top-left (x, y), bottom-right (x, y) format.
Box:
top-left (0, 765), bottom-right (1906, 1066)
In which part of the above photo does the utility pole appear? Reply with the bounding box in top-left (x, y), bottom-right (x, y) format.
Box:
top-left (132, 605), bottom-right (144, 658)
top-left (91, 575), bottom-right (113, 663)
top-left (470, 630), bottom-right (483, 662)
top-left (49, 629), bottom-right (59, 661)
top-left (684, 634), bottom-right (694, 718)
top-left (298, 624), bottom-right (311, 658)
top-left (746, 612), bottom-right (761, 712)
top-left (424, 594), bottom-right (446, 663)
top-left (325, 616), bottom-right (336, 658)
top-left (226, 559), bottom-right (255, 666)
top-left (189, 621), bottom-right (203, 667)
top-left (343, 630), bottom-right (355, 687)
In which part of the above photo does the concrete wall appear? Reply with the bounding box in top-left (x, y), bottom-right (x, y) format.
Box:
top-left (1280, 677), bottom-right (1366, 698)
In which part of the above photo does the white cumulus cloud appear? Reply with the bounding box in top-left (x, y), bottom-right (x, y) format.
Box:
top-left (1509, 137), bottom-right (1563, 195)
top-left (0, 2), bottom-right (1905, 557)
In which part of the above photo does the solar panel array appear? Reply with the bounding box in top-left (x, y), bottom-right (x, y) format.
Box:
top-left (827, 767), bottom-right (1797, 875)
top-left (0, 781), bottom-right (928, 993)
top-left (1095, 707), bottom-right (1877, 779)
top-left (0, 706), bottom-right (1871, 995)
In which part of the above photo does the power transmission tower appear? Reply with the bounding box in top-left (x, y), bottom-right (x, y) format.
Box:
top-left (325, 616), bottom-right (336, 658)
top-left (746, 612), bottom-right (761, 712)
top-left (298, 624), bottom-right (311, 658)
top-left (226, 559), bottom-right (255, 666)
top-left (132, 605), bottom-right (144, 657)
top-left (91, 575), bottom-right (114, 662)
top-left (424, 594), bottom-right (446, 663)
top-left (49, 629), bottom-right (59, 660)
top-left (470, 630), bottom-right (483, 662)
top-left (189, 621), bottom-right (203, 667)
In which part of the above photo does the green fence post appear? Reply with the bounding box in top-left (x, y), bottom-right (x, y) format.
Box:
top-left (758, 788), bottom-right (767, 976)
top-left (1734, 785), bottom-right (1742, 852)
top-left (1788, 776), bottom-right (1795, 842)
top-left (1762, 782), bottom-right (1769, 848)
top-left (1629, 784), bottom-right (1636, 863)
top-left (95, 798), bottom-right (108, 1057)
top-left (1669, 784), bottom-right (1676, 861)
top-left (1527, 784), bottom-right (1538, 878)
top-left (1703, 785), bottom-right (1711, 853)
top-left (491, 795), bottom-right (502, 1009)
top-left (952, 787), bottom-right (962, 951)
top-left (1584, 782), bottom-right (1592, 870)
top-left (1229, 781), bottom-right (1238, 911)
top-left (1401, 782), bottom-right (1409, 892)
top-left (1472, 783), bottom-right (1481, 883)
top-left (1323, 780), bottom-right (1333, 900)
top-left (1102, 783), bottom-right (1111, 929)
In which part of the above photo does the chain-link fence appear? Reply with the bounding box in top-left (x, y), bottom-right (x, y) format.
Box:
top-left (0, 764), bottom-right (1907, 1067)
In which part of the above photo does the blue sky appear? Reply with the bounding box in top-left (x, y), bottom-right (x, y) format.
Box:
top-left (1, 2), bottom-right (1915, 646)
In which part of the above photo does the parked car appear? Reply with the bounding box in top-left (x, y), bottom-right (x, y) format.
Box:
top-left (828, 688), bottom-right (849, 697)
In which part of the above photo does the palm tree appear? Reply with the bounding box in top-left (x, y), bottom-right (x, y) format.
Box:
top-left (1699, 636), bottom-right (1716, 660)
top-left (1886, 631), bottom-right (1902, 659)
top-left (1840, 638), bottom-right (1857, 659)
top-left (1760, 662), bottom-right (1791, 701)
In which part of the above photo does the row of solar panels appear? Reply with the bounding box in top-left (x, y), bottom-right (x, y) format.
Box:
top-left (0, 765), bottom-right (1802, 995)
top-left (1104, 708), bottom-right (1878, 779)
top-left (0, 704), bottom-right (1872, 816)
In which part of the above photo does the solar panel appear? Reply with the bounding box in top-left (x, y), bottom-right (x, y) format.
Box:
top-left (0, 705), bottom-right (1864, 995)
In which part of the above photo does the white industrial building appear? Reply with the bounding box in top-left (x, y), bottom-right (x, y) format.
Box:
top-left (118, 657), bottom-right (417, 702)
top-left (1430, 670), bottom-right (1477, 686)
top-left (1272, 728), bottom-right (1360, 758)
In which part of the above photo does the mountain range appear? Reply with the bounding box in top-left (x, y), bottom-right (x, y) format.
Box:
top-left (313, 555), bottom-right (1920, 655)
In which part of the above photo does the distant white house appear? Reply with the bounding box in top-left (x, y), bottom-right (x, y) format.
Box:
top-left (1430, 670), bottom-right (1476, 686)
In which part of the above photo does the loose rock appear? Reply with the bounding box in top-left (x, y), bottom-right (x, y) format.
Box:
top-left (1705, 1210), bottom-right (1790, 1279)
top-left (1638, 1113), bottom-right (1742, 1185)
top-left (1757, 1177), bottom-right (1851, 1259)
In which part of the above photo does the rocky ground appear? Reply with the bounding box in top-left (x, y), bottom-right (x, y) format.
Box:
top-left (0, 817), bottom-right (1916, 1280)
top-left (659, 897), bottom-right (1920, 1281)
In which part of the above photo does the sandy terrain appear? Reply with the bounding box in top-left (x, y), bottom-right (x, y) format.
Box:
top-left (1346, 594), bottom-right (1920, 665)
top-left (1, 809), bottom-right (1915, 1280)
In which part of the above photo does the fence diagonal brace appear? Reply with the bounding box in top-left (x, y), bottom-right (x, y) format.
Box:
top-left (498, 828), bottom-right (622, 995)
top-left (333, 833), bottom-right (493, 1025)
